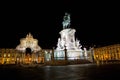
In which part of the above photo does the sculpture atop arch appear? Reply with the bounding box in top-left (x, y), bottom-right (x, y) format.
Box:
top-left (16, 33), bottom-right (41, 53)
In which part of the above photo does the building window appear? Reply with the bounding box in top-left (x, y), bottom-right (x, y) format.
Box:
top-left (4, 54), bottom-right (6, 57)
top-left (8, 54), bottom-right (10, 57)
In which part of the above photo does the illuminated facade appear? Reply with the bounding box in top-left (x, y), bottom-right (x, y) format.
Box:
top-left (93, 44), bottom-right (120, 64)
top-left (0, 33), bottom-right (45, 64)
top-left (0, 49), bottom-right (18, 64)
top-left (16, 33), bottom-right (41, 53)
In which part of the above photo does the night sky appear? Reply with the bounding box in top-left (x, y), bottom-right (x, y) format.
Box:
top-left (0, 1), bottom-right (119, 49)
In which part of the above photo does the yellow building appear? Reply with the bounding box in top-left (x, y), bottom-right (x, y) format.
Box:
top-left (0, 33), bottom-right (45, 65)
top-left (0, 48), bottom-right (45, 64)
top-left (0, 49), bottom-right (17, 64)
top-left (93, 44), bottom-right (120, 64)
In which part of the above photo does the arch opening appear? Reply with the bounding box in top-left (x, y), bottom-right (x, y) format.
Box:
top-left (26, 48), bottom-right (32, 55)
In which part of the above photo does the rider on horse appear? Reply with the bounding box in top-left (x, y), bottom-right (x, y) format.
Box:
top-left (62, 13), bottom-right (71, 29)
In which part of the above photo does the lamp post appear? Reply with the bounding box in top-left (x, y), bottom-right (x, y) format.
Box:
top-left (52, 47), bottom-right (54, 61)
top-left (64, 45), bottom-right (67, 61)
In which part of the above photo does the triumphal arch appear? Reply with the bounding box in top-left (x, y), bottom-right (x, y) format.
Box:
top-left (16, 33), bottom-right (41, 53)
top-left (16, 33), bottom-right (44, 64)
